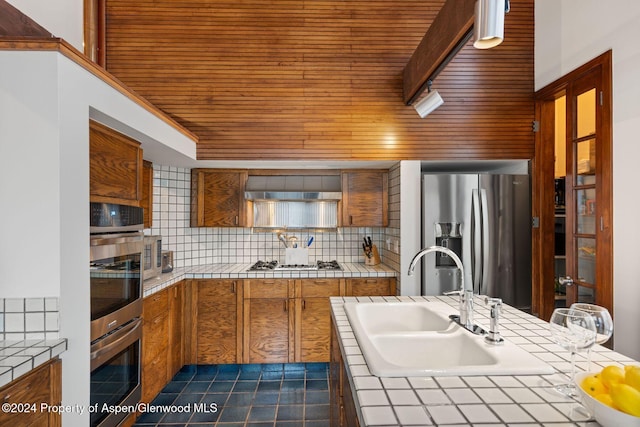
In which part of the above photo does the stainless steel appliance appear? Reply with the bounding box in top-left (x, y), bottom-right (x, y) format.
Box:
top-left (90, 203), bottom-right (143, 427)
top-left (90, 318), bottom-right (141, 427)
top-left (247, 260), bottom-right (342, 271)
top-left (422, 174), bottom-right (532, 310)
top-left (143, 235), bottom-right (162, 280)
top-left (162, 250), bottom-right (174, 273)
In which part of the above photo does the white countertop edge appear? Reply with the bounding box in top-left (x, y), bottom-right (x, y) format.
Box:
top-left (142, 263), bottom-right (398, 297)
top-left (0, 338), bottom-right (68, 388)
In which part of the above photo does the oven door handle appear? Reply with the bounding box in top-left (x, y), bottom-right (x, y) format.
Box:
top-left (90, 317), bottom-right (142, 371)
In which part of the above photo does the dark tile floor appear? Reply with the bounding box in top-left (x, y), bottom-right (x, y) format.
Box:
top-left (134, 363), bottom-right (330, 427)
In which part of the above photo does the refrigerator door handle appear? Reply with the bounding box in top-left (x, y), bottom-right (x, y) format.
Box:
top-left (471, 189), bottom-right (482, 294)
top-left (480, 188), bottom-right (490, 296)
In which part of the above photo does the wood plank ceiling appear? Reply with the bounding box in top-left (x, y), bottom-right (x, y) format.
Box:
top-left (105, 0), bottom-right (534, 161)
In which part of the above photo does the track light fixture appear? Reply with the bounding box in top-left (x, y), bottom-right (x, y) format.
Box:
top-left (413, 80), bottom-right (444, 118)
top-left (473, 0), bottom-right (509, 49)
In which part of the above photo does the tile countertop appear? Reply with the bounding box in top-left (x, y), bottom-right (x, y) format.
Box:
top-left (330, 295), bottom-right (638, 427)
top-left (143, 262), bottom-right (398, 297)
top-left (0, 338), bottom-right (68, 388)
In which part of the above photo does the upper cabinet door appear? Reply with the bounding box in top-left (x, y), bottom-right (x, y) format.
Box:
top-left (341, 171), bottom-right (389, 227)
top-left (90, 120), bottom-right (144, 206)
top-left (190, 169), bottom-right (248, 227)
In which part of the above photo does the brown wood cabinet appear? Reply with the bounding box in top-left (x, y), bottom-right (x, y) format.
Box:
top-left (330, 320), bottom-right (360, 427)
top-left (190, 169), bottom-right (248, 227)
top-left (185, 276), bottom-right (395, 366)
top-left (141, 160), bottom-right (153, 228)
top-left (346, 278), bottom-right (396, 297)
top-left (296, 279), bottom-right (344, 362)
top-left (0, 358), bottom-right (62, 427)
top-left (168, 283), bottom-right (184, 379)
top-left (196, 279), bottom-right (243, 364)
top-left (90, 120), bottom-right (144, 206)
top-left (141, 288), bottom-right (169, 403)
top-left (341, 171), bottom-right (388, 227)
top-left (243, 279), bottom-right (295, 363)
top-left (141, 281), bottom-right (186, 403)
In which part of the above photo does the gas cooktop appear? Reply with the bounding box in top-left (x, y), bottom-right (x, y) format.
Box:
top-left (248, 260), bottom-right (342, 272)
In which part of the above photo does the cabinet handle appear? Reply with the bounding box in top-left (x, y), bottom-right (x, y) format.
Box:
top-left (235, 215), bottom-right (239, 225)
top-left (283, 301), bottom-right (288, 312)
top-left (231, 281), bottom-right (236, 293)
top-left (349, 215), bottom-right (353, 225)
top-left (263, 281), bottom-right (275, 285)
top-left (302, 300), bottom-right (306, 310)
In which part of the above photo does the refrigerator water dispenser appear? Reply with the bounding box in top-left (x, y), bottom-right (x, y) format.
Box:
top-left (435, 223), bottom-right (462, 267)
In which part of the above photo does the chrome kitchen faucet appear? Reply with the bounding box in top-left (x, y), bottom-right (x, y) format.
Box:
top-left (408, 245), bottom-right (485, 335)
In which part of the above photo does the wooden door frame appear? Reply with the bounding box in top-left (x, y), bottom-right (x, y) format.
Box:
top-left (532, 50), bottom-right (613, 320)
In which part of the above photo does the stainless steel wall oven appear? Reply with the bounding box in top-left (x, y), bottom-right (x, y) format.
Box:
top-left (90, 203), bottom-right (144, 427)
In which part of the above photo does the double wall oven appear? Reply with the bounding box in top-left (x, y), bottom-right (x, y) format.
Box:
top-left (90, 203), bottom-right (144, 427)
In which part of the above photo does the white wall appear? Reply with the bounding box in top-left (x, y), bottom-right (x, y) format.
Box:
top-left (536, 0), bottom-right (640, 360)
top-left (0, 52), bottom-right (61, 298)
top-left (399, 161), bottom-right (422, 295)
top-left (0, 48), bottom-right (196, 426)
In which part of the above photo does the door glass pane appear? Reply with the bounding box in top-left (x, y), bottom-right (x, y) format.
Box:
top-left (577, 237), bottom-right (596, 284)
top-left (576, 188), bottom-right (596, 234)
top-left (576, 138), bottom-right (596, 180)
top-left (555, 96), bottom-right (567, 178)
top-left (576, 88), bottom-right (596, 138)
top-left (576, 285), bottom-right (595, 304)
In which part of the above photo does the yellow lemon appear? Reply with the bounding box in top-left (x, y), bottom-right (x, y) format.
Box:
top-left (601, 365), bottom-right (626, 388)
top-left (594, 393), bottom-right (615, 408)
top-left (609, 383), bottom-right (640, 417)
top-left (624, 365), bottom-right (640, 392)
top-left (581, 374), bottom-right (608, 397)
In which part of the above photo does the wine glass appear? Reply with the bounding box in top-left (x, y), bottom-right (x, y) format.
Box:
top-left (548, 308), bottom-right (597, 396)
top-left (570, 303), bottom-right (613, 371)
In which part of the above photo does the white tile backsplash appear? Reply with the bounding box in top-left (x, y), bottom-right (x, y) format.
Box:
top-left (150, 164), bottom-right (388, 269)
top-left (0, 297), bottom-right (60, 340)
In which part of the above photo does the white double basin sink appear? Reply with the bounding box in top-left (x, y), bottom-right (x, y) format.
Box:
top-left (343, 301), bottom-right (554, 377)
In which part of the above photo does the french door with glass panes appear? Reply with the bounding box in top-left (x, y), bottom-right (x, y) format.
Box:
top-left (533, 51), bottom-right (612, 319)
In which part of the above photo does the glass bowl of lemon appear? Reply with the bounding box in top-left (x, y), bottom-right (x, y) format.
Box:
top-left (575, 365), bottom-right (640, 426)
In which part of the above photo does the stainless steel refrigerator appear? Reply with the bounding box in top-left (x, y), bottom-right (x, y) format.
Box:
top-left (422, 174), bottom-right (532, 311)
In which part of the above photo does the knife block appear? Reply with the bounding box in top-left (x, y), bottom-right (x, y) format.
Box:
top-left (364, 244), bottom-right (381, 266)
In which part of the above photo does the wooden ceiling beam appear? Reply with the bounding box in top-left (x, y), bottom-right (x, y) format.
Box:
top-left (402, 0), bottom-right (475, 105)
top-left (0, 0), bottom-right (52, 37)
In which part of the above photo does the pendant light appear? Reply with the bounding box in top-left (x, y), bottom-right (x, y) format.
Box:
top-left (473, 0), bottom-right (509, 49)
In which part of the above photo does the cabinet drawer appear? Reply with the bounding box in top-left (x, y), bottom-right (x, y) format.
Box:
top-left (245, 279), bottom-right (292, 299)
top-left (1, 365), bottom-right (51, 405)
top-left (347, 278), bottom-right (395, 296)
top-left (144, 289), bottom-right (169, 320)
top-left (300, 279), bottom-right (341, 297)
top-left (0, 360), bottom-right (56, 427)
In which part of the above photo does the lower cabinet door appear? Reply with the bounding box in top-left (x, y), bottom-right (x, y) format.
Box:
top-left (299, 296), bottom-right (333, 362)
top-left (244, 298), bottom-right (292, 363)
top-left (197, 280), bottom-right (242, 364)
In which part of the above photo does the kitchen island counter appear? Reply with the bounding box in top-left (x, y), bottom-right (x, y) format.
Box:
top-left (143, 262), bottom-right (397, 297)
top-left (330, 295), bottom-right (637, 426)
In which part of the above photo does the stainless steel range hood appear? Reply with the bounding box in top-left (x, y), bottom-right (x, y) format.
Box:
top-left (245, 175), bottom-right (342, 229)
top-left (244, 175), bottom-right (342, 201)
